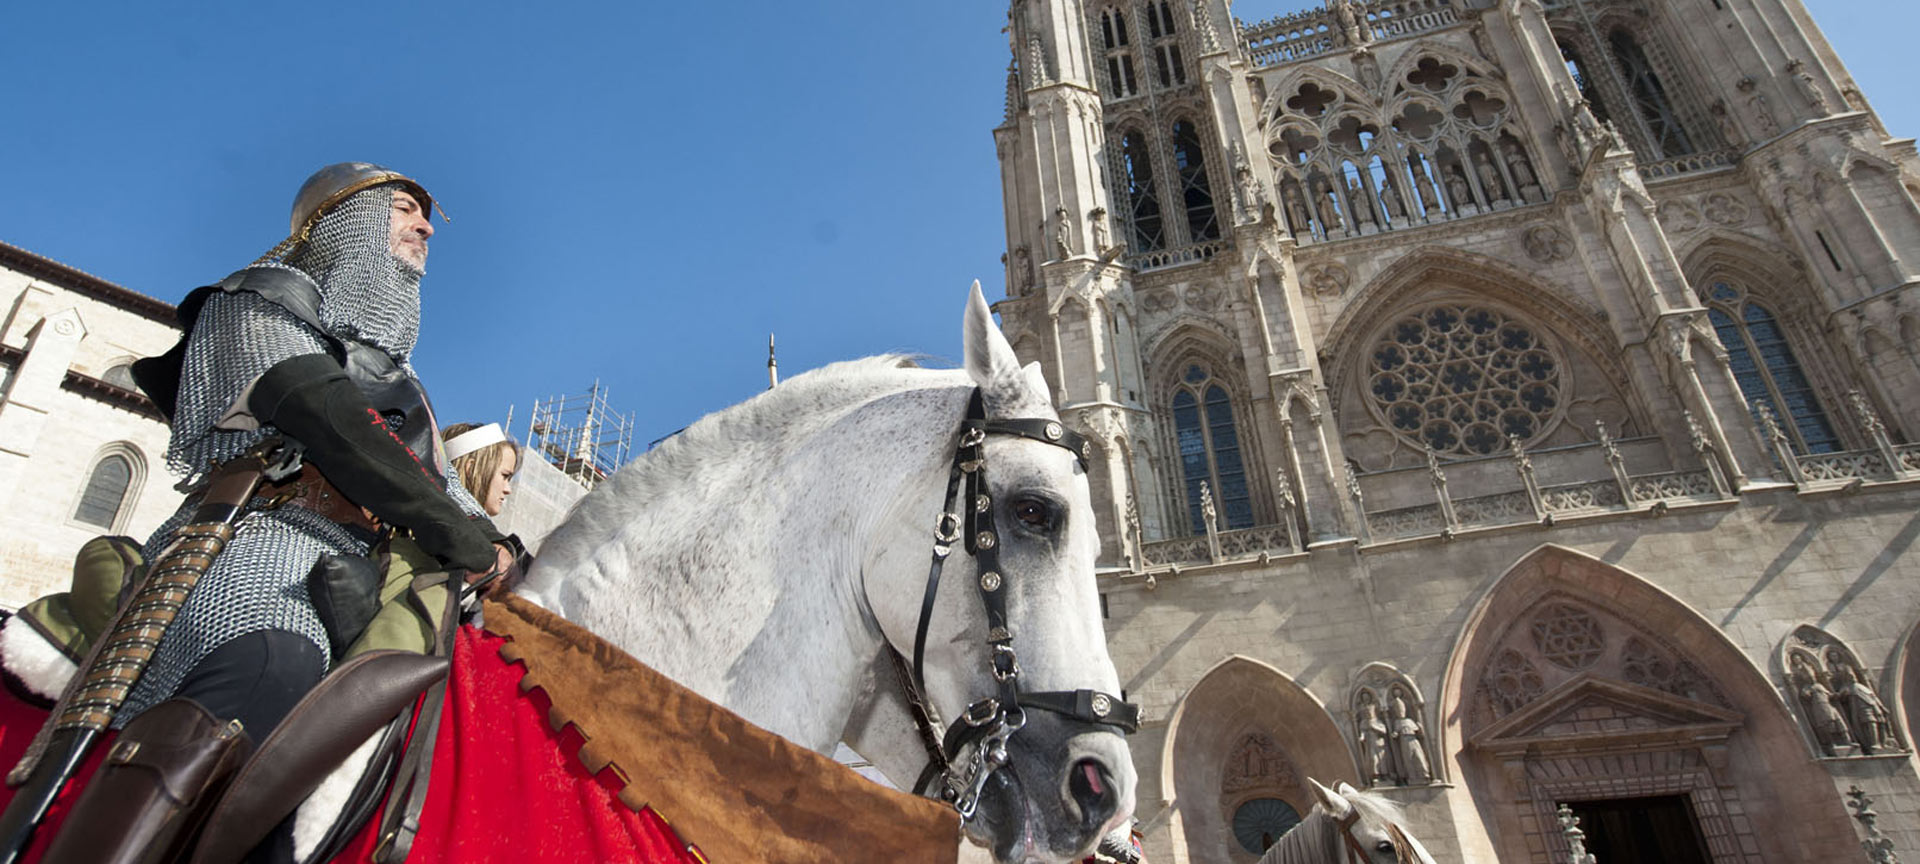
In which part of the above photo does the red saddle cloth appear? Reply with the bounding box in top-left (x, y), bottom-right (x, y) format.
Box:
top-left (2, 595), bottom-right (960, 863)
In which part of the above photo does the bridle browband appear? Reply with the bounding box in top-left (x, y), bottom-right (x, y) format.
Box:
top-left (1334, 808), bottom-right (1417, 864)
top-left (888, 389), bottom-right (1140, 821)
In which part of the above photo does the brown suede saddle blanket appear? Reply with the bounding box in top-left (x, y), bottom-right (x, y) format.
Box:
top-left (482, 595), bottom-right (960, 862)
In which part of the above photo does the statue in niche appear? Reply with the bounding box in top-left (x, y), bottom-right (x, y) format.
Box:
top-left (1012, 246), bottom-right (1032, 296)
top-left (1053, 206), bottom-right (1076, 259)
top-left (1379, 177), bottom-right (1405, 223)
top-left (1570, 99), bottom-right (1602, 156)
top-left (1286, 187), bottom-right (1314, 236)
top-left (1832, 664), bottom-right (1895, 754)
top-left (1786, 59), bottom-right (1828, 114)
top-left (1347, 177), bottom-right (1375, 227)
top-left (1317, 183), bottom-right (1344, 231)
top-left (1505, 145), bottom-right (1541, 201)
top-left (1412, 161), bottom-right (1439, 215)
top-left (1232, 143), bottom-right (1267, 224)
top-left (1445, 164), bottom-right (1473, 210)
top-left (1089, 207), bottom-right (1111, 254)
top-left (1357, 700), bottom-right (1391, 785)
top-left (1388, 695), bottom-right (1431, 785)
top-left (1792, 656), bottom-right (1855, 756)
top-left (1475, 151), bottom-right (1508, 202)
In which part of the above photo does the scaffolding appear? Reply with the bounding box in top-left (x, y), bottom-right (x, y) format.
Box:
top-left (521, 382), bottom-right (634, 490)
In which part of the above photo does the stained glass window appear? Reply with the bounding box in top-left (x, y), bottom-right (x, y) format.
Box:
top-left (1172, 365), bottom-right (1252, 534)
top-left (73, 454), bottom-right (132, 528)
top-left (1366, 305), bottom-right (1560, 456)
top-left (1232, 798), bottom-right (1302, 854)
top-left (1704, 282), bottom-right (1837, 453)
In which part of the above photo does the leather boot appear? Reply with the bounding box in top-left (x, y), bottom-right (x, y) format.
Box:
top-left (41, 698), bottom-right (253, 864)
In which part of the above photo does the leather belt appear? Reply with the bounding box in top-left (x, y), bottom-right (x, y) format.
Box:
top-left (261, 463), bottom-right (380, 533)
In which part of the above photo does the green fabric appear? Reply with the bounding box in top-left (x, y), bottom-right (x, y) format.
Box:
top-left (343, 535), bottom-right (450, 658)
top-left (17, 536), bottom-right (142, 662)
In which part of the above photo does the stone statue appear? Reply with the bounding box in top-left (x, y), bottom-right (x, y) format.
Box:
top-left (1833, 664), bottom-right (1895, 754)
top-left (1089, 207), bottom-right (1111, 254)
top-left (1332, 0), bottom-right (1370, 46)
top-left (1317, 183), bottom-right (1344, 231)
top-left (1475, 151), bottom-right (1508, 202)
top-left (1358, 702), bottom-right (1391, 785)
top-left (1012, 245), bottom-right (1032, 296)
top-left (1286, 187), bottom-right (1314, 236)
top-left (1053, 206), bottom-right (1076, 259)
top-left (1389, 696), bottom-right (1431, 784)
top-left (1787, 59), bottom-right (1828, 114)
top-left (1749, 93), bottom-right (1779, 137)
top-left (1711, 98), bottom-right (1745, 147)
top-left (1347, 177), bottom-right (1375, 227)
top-left (1412, 160), bottom-right (1439, 215)
top-left (1445, 165), bottom-right (1473, 210)
top-left (1231, 143), bottom-right (1266, 223)
top-left (1506, 145), bottom-right (1540, 200)
top-left (1798, 672), bottom-right (1855, 756)
top-left (1380, 177), bottom-right (1405, 222)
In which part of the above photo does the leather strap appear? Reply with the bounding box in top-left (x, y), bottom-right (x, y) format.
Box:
top-left (186, 651), bottom-right (449, 864)
top-left (371, 568), bottom-right (462, 863)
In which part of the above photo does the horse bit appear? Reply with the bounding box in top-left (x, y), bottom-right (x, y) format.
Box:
top-left (891, 389), bottom-right (1140, 821)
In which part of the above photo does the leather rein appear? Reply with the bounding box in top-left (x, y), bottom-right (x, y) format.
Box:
top-left (1334, 809), bottom-right (1416, 864)
top-left (888, 389), bottom-right (1140, 821)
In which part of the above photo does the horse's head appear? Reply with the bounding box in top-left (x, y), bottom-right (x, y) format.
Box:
top-left (879, 284), bottom-right (1136, 862)
top-left (1307, 779), bottom-right (1437, 864)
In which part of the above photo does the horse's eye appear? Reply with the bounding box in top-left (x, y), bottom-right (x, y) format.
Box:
top-left (1376, 840), bottom-right (1396, 854)
top-left (1012, 498), bottom-right (1053, 531)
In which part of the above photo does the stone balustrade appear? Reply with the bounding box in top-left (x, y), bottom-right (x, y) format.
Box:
top-left (1639, 148), bottom-right (1736, 179)
top-left (1126, 239), bottom-right (1226, 272)
top-left (1241, 0), bottom-right (1459, 69)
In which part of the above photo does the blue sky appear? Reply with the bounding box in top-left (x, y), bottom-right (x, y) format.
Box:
top-left (1, 1), bottom-right (1911, 450)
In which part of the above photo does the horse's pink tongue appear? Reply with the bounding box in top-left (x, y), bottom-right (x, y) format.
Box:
top-left (1083, 761), bottom-right (1105, 796)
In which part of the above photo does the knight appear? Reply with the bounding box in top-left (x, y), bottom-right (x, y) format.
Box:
top-left (31, 163), bottom-right (512, 862)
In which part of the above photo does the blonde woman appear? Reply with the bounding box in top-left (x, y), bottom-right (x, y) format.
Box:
top-left (442, 422), bottom-right (518, 516)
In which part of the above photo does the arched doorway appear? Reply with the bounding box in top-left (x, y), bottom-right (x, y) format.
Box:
top-left (1438, 545), bottom-right (1859, 862)
top-left (1162, 655), bottom-right (1357, 863)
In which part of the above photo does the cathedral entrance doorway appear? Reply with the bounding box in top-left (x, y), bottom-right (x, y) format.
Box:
top-left (1568, 795), bottom-right (1712, 864)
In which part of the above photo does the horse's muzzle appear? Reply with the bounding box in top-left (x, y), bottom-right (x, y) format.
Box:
top-left (968, 713), bottom-right (1135, 863)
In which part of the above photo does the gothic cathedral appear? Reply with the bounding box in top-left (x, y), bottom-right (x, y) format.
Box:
top-left (991, 0), bottom-right (1920, 860)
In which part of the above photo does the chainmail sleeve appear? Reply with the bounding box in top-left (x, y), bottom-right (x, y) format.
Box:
top-left (165, 290), bottom-right (332, 480)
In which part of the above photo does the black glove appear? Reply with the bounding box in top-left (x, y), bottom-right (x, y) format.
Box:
top-left (250, 353), bottom-right (495, 572)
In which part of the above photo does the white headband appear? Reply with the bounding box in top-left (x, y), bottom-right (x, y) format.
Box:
top-left (445, 423), bottom-right (508, 461)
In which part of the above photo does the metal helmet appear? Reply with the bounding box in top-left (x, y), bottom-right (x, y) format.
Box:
top-left (288, 162), bottom-right (434, 239)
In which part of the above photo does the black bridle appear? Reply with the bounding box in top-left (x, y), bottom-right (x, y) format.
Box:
top-left (889, 389), bottom-right (1140, 821)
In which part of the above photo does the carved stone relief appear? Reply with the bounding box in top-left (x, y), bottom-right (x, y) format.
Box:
top-left (1223, 731), bottom-right (1300, 793)
top-left (1303, 261), bottom-right (1351, 296)
top-left (1700, 192), bottom-right (1748, 226)
top-left (1780, 626), bottom-right (1907, 757)
top-left (1476, 595), bottom-right (1733, 727)
top-left (1184, 283), bottom-right (1223, 312)
top-left (1522, 225), bottom-right (1571, 263)
top-left (1531, 603), bottom-right (1604, 670)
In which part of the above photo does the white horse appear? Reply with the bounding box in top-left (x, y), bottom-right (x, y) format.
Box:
top-left (1256, 779), bottom-right (1437, 864)
top-left (521, 284), bottom-right (1137, 863)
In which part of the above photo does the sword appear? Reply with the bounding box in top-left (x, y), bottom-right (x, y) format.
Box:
top-left (0, 438), bottom-right (298, 864)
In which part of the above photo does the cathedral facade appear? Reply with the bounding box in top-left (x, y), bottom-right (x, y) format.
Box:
top-left (990, 0), bottom-right (1920, 860)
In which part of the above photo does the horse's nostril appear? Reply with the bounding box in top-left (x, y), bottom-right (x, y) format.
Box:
top-left (1068, 758), bottom-right (1117, 828)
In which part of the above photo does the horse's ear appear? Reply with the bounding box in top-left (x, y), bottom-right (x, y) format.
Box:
top-left (1309, 777), bottom-right (1353, 820)
top-left (963, 280), bottom-right (1031, 399)
top-left (1021, 362), bottom-right (1049, 401)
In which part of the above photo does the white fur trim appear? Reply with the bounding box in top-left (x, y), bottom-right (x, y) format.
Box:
top-left (291, 731), bottom-right (381, 862)
top-left (0, 616), bottom-right (77, 700)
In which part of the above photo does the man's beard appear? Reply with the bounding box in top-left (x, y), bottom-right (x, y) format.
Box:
top-left (394, 250), bottom-right (426, 278)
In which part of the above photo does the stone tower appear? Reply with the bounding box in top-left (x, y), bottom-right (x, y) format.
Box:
top-left (993, 1), bottom-right (1920, 861)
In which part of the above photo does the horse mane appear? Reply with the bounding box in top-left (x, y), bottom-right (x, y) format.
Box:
top-left (1257, 787), bottom-right (1410, 864)
top-left (535, 354), bottom-right (956, 562)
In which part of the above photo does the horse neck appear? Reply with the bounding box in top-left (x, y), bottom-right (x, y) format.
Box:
top-left (1260, 809), bottom-right (1343, 864)
top-left (523, 372), bottom-right (968, 752)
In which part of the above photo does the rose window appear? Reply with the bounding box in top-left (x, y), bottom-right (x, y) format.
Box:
top-left (1366, 305), bottom-right (1561, 456)
top-left (1531, 603), bottom-right (1604, 670)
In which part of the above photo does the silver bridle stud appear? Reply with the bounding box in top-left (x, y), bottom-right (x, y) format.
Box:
top-left (976, 531), bottom-right (997, 550)
top-left (980, 571), bottom-right (1003, 592)
top-left (1091, 693), bottom-right (1112, 717)
top-left (1044, 422), bottom-right (1064, 441)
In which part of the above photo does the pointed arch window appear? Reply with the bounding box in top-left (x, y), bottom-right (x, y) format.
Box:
top-left (1608, 30), bottom-right (1693, 157)
top-left (1172, 120), bottom-right (1219, 242)
top-left (1704, 282), bottom-right (1838, 454)
top-left (1145, 1), bottom-right (1185, 88)
top-left (1099, 7), bottom-right (1138, 98)
top-left (1121, 130), bottom-right (1165, 252)
top-left (72, 446), bottom-right (142, 530)
top-left (1172, 364), bottom-right (1252, 534)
